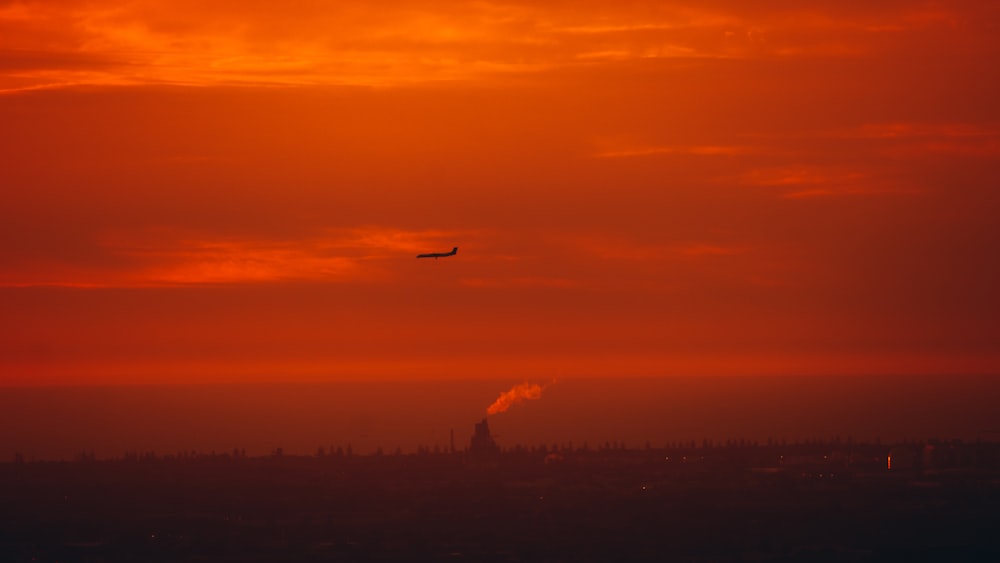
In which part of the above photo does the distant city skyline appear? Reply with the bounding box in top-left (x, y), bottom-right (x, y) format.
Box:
top-left (3, 376), bottom-right (997, 462)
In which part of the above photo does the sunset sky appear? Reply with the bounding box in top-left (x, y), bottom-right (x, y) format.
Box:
top-left (2, 0), bottom-right (999, 387)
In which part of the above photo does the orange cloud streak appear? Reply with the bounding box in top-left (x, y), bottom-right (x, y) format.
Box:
top-left (4, 1), bottom-right (997, 92)
top-left (0, 226), bottom-right (471, 287)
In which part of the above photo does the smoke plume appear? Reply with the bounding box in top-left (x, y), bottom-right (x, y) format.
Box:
top-left (487, 382), bottom-right (546, 415)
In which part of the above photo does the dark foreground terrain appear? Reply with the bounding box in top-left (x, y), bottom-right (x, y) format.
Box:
top-left (3, 442), bottom-right (1000, 562)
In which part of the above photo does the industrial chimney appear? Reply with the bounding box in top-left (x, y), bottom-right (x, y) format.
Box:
top-left (469, 417), bottom-right (500, 456)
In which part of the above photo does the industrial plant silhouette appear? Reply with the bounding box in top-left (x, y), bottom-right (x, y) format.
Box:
top-left (3, 414), bottom-right (1000, 562)
top-left (469, 417), bottom-right (501, 457)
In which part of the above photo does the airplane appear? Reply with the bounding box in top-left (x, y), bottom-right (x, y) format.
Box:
top-left (416, 247), bottom-right (458, 259)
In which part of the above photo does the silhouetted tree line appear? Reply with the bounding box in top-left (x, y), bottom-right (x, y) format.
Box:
top-left (10, 437), bottom-right (1000, 469)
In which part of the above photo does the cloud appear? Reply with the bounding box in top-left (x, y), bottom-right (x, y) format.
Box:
top-left (592, 144), bottom-right (752, 158)
top-left (459, 276), bottom-right (580, 289)
top-left (886, 140), bottom-right (1000, 158)
top-left (839, 122), bottom-right (1000, 159)
top-left (3, 1), bottom-right (996, 92)
top-left (844, 122), bottom-right (1000, 140)
top-left (0, 226), bottom-right (471, 287)
top-left (740, 166), bottom-right (864, 187)
top-left (570, 235), bottom-right (746, 262)
top-left (737, 165), bottom-right (922, 199)
top-left (130, 240), bottom-right (364, 285)
top-left (677, 244), bottom-right (742, 256)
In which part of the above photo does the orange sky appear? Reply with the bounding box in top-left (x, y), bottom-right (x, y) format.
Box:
top-left (2, 0), bottom-right (999, 386)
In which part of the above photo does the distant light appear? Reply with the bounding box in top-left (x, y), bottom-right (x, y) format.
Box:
top-left (887, 455), bottom-right (891, 470)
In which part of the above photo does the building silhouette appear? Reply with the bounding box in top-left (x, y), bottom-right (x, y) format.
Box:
top-left (469, 417), bottom-right (500, 456)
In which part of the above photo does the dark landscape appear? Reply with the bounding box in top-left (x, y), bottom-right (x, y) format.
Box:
top-left (4, 419), bottom-right (1000, 562)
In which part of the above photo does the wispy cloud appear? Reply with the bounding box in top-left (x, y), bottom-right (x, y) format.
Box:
top-left (592, 144), bottom-right (752, 158)
top-left (129, 240), bottom-right (365, 285)
top-left (740, 166), bottom-right (865, 187)
top-left (677, 244), bottom-right (742, 256)
top-left (0, 226), bottom-right (471, 287)
top-left (3, 1), bottom-right (994, 92)
top-left (459, 276), bottom-right (579, 289)
top-left (843, 122), bottom-right (1000, 140)
top-left (571, 236), bottom-right (746, 261)
top-left (884, 140), bottom-right (1000, 158)
top-left (737, 165), bottom-right (921, 199)
top-left (838, 122), bottom-right (1000, 159)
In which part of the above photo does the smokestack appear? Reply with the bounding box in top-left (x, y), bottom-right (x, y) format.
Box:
top-left (469, 417), bottom-right (500, 456)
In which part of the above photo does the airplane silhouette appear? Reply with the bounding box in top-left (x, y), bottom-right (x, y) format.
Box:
top-left (416, 247), bottom-right (458, 259)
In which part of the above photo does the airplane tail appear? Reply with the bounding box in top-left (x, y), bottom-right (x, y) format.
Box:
top-left (451, 247), bottom-right (459, 255)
